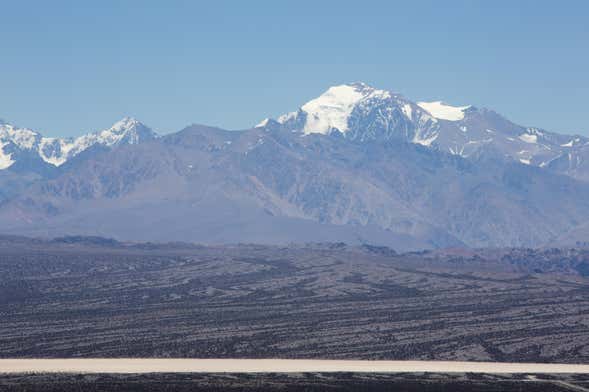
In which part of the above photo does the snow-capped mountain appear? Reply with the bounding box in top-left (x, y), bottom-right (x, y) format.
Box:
top-left (259, 82), bottom-right (589, 181)
top-left (2, 83), bottom-right (589, 249)
top-left (260, 82), bottom-right (440, 145)
top-left (0, 117), bottom-right (157, 170)
top-left (3, 122), bottom-right (589, 249)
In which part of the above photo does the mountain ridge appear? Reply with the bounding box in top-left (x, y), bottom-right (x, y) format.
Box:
top-left (3, 82), bottom-right (588, 180)
top-left (0, 117), bottom-right (157, 170)
top-left (2, 122), bottom-right (589, 249)
top-left (2, 82), bottom-right (589, 249)
top-left (259, 82), bottom-right (589, 181)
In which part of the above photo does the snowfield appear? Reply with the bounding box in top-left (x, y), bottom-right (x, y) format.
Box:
top-left (1, 359), bottom-right (589, 374)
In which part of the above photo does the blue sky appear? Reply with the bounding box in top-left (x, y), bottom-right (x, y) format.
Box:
top-left (1, 0), bottom-right (588, 136)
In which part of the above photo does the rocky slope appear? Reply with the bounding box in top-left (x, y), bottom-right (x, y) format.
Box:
top-left (1, 83), bottom-right (588, 248)
top-left (1, 123), bottom-right (589, 248)
top-left (260, 82), bottom-right (589, 181)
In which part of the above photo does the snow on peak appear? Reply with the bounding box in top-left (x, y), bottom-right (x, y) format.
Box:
top-left (561, 137), bottom-right (582, 148)
top-left (0, 117), bottom-right (157, 169)
top-left (40, 117), bottom-right (155, 166)
top-left (0, 122), bottom-right (41, 150)
top-left (293, 83), bottom-right (392, 134)
top-left (417, 101), bottom-right (470, 121)
top-left (110, 116), bottom-right (140, 132)
top-left (518, 133), bottom-right (538, 144)
top-left (97, 117), bottom-right (138, 143)
top-left (255, 118), bottom-right (270, 128)
top-left (89, 117), bottom-right (156, 147)
top-left (277, 111), bottom-right (297, 124)
top-left (0, 141), bottom-right (15, 169)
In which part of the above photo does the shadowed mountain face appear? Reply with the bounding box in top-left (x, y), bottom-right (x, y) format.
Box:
top-left (1, 122), bottom-right (589, 249)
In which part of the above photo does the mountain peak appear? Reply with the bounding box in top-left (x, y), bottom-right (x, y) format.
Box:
top-left (347, 81), bottom-right (371, 89)
top-left (97, 117), bottom-right (157, 146)
top-left (0, 121), bottom-right (41, 150)
top-left (329, 81), bottom-right (390, 96)
top-left (108, 117), bottom-right (142, 133)
top-left (254, 118), bottom-right (270, 128)
top-left (292, 83), bottom-right (392, 134)
top-left (0, 117), bottom-right (159, 170)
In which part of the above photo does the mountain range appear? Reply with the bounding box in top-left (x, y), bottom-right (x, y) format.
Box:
top-left (1, 82), bottom-right (588, 250)
top-left (0, 116), bottom-right (156, 171)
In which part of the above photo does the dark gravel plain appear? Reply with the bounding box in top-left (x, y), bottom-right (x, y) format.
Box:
top-left (1, 372), bottom-right (588, 392)
top-left (1, 236), bottom-right (589, 363)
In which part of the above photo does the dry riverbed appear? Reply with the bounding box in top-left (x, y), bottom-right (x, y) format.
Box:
top-left (2, 359), bottom-right (589, 374)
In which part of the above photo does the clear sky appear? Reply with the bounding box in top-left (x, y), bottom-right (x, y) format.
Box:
top-left (1, 0), bottom-right (588, 137)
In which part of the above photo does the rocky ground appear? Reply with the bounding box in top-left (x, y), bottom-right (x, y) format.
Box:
top-left (1, 372), bottom-right (589, 392)
top-left (1, 236), bottom-right (589, 362)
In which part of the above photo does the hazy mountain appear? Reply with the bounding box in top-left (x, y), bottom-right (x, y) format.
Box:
top-left (259, 82), bottom-right (589, 181)
top-left (0, 117), bottom-right (157, 202)
top-left (1, 83), bottom-right (589, 249)
top-left (1, 121), bottom-right (589, 249)
top-left (0, 117), bottom-right (157, 171)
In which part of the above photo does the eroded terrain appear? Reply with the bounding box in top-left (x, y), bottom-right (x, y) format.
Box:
top-left (1, 236), bottom-right (588, 362)
top-left (1, 372), bottom-right (589, 392)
